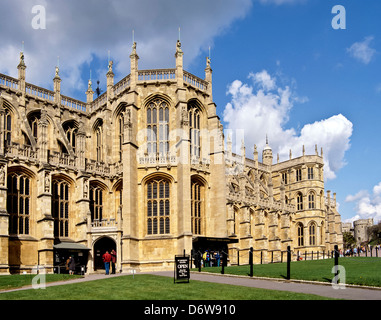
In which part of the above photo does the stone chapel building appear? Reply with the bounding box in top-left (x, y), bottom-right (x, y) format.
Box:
top-left (0, 41), bottom-right (343, 274)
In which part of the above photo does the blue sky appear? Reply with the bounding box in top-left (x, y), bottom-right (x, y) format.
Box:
top-left (204, 0), bottom-right (381, 224)
top-left (0, 0), bottom-right (380, 223)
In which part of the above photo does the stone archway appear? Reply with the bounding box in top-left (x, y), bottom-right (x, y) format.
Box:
top-left (93, 236), bottom-right (116, 271)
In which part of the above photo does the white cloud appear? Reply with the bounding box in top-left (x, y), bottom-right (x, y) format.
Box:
top-left (345, 190), bottom-right (369, 203)
top-left (346, 183), bottom-right (381, 223)
top-left (347, 36), bottom-right (377, 64)
top-left (249, 70), bottom-right (277, 91)
top-left (373, 182), bottom-right (381, 196)
top-left (0, 0), bottom-right (252, 99)
top-left (222, 70), bottom-right (353, 181)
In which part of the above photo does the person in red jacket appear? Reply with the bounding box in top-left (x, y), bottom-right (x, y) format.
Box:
top-left (110, 249), bottom-right (116, 274)
top-left (102, 251), bottom-right (112, 275)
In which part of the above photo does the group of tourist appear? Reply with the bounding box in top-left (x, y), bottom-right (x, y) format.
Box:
top-left (344, 245), bottom-right (381, 257)
top-left (202, 250), bottom-right (221, 267)
top-left (102, 249), bottom-right (117, 275)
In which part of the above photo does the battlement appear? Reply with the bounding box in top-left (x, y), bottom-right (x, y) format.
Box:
top-left (0, 40), bottom-right (211, 116)
top-left (0, 67), bottom-right (209, 114)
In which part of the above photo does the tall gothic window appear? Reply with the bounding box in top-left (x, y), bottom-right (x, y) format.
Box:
top-left (147, 99), bottom-right (169, 155)
top-left (308, 167), bottom-right (314, 180)
top-left (191, 180), bottom-right (203, 235)
top-left (233, 207), bottom-right (239, 235)
top-left (7, 174), bottom-right (30, 235)
top-left (188, 105), bottom-right (201, 158)
top-left (147, 178), bottom-right (170, 235)
top-left (4, 109), bottom-right (11, 146)
top-left (28, 112), bottom-right (40, 142)
top-left (281, 172), bottom-right (288, 185)
top-left (29, 117), bottom-right (38, 141)
top-left (308, 192), bottom-right (315, 209)
top-left (297, 223), bottom-right (304, 247)
top-left (52, 180), bottom-right (69, 237)
top-left (118, 114), bottom-right (124, 162)
top-left (64, 124), bottom-right (77, 154)
top-left (321, 222), bottom-right (325, 245)
top-left (96, 127), bottom-right (102, 162)
top-left (296, 168), bottom-right (302, 182)
top-left (309, 222), bottom-right (316, 246)
top-left (90, 185), bottom-right (103, 221)
top-left (296, 192), bottom-right (303, 211)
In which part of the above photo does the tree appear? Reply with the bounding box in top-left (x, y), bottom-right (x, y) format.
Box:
top-left (368, 222), bottom-right (381, 245)
top-left (342, 232), bottom-right (356, 249)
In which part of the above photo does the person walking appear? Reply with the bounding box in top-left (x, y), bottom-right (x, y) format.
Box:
top-left (68, 256), bottom-right (76, 275)
top-left (202, 251), bottom-right (207, 268)
top-left (102, 251), bottom-right (112, 275)
top-left (65, 257), bottom-right (70, 272)
top-left (215, 251), bottom-right (220, 267)
top-left (111, 249), bottom-right (116, 274)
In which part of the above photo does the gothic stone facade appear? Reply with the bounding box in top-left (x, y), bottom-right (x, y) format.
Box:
top-left (0, 42), bottom-right (343, 274)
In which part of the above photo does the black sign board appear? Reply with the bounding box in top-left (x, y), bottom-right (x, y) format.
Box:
top-left (174, 255), bottom-right (190, 283)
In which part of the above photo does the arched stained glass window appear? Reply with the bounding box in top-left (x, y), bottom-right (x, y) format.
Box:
top-left (297, 192), bottom-right (303, 211)
top-left (7, 174), bottom-right (30, 235)
top-left (147, 178), bottom-right (170, 235)
top-left (309, 222), bottom-right (316, 246)
top-left (191, 180), bottom-right (204, 235)
top-left (90, 185), bottom-right (103, 222)
top-left (297, 223), bottom-right (304, 247)
top-left (147, 100), bottom-right (169, 156)
top-left (188, 104), bottom-right (201, 158)
top-left (52, 180), bottom-right (70, 237)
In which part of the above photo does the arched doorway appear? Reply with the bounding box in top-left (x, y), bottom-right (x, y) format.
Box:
top-left (93, 237), bottom-right (116, 271)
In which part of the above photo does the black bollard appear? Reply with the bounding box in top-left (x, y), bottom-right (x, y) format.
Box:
top-left (286, 246), bottom-right (291, 280)
top-left (198, 252), bottom-right (202, 272)
top-left (249, 247), bottom-right (253, 277)
top-left (221, 253), bottom-right (225, 274)
top-left (334, 245), bottom-right (339, 280)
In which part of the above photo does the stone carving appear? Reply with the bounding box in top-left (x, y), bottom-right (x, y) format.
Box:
top-left (44, 173), bottom-right (50, 193)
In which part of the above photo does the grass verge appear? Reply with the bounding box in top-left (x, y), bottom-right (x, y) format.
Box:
top-left (0, 274), bottom-right (82, 291)
top-left (196, 257), bottom-right (381, 287)
top-left (0, 274), bottom-right (337, 300)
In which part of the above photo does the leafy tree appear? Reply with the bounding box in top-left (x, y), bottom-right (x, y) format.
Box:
top-left (368, 222), bottom-right (381, 245)
top-left (343, 232), bottom-right (356, 249)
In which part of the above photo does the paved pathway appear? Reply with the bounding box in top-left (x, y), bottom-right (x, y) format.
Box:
top-left (2, 271), bottom-right (381, 300)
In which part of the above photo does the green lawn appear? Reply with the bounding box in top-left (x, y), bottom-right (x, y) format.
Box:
top-left (197, 257), bottom-right (381, 287)
top-left (1, 257), bottom-right (377, 300)
top-left (0, 274), bottom-right (82, 291)
top-left (0, 274), bottom-right (336, 300)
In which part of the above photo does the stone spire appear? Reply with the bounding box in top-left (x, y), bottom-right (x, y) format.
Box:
top-left (86, 70), bottom-right (94, 103)
top-left (226, 134), bottom-right (232, 158)
top-left (262, 135), bottom-right (273, 166)
top-left (107, 53), bottom-right (114, 102)
top-left (241, 139), bottom-right (246, 158)
top-left (53, 57), bottom-right (61, 106)
top-left (130, 40), bottom-right (139, 87)
top-left (18, 46), bottom-right (26, 94)
top-left (175, 38), bottom-right (184, 87)
top-left (253, 144), bottom-right (258, 162)
top-left (205, 46), bottom-right (213, 102)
